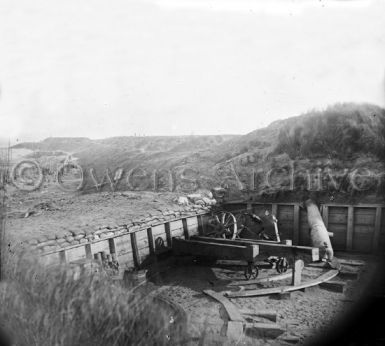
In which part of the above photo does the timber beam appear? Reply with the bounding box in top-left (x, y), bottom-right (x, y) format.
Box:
top-left (172, 238), bottom-right (259, 262)
top-left (191, 236), bottom-right (319, 262)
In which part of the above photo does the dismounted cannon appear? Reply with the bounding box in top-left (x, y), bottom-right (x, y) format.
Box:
top-left (304, 199), bottom-right (333, 261)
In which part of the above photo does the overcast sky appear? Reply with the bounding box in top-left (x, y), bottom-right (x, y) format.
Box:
top-left (0, 0), bottom-right (384, 144)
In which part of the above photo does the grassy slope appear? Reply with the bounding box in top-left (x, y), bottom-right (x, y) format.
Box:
top-left (12, 103), bottom-right (385, 201)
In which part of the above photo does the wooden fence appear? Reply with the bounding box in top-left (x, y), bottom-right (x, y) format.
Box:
top-left (42, 213), bottom-right (208, 269)
top-left (222, 202), bottom-right (385, 253)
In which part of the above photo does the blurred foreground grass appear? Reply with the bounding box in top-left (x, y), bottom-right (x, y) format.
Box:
top-left (0, 253), bottom-right (188, 346)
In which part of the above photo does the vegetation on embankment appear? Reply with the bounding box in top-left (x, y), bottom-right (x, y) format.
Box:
top-left (0, 253), bottom-right (188, 346)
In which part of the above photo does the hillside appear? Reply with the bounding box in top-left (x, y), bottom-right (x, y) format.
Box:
top-left (12, 103), bottom-right (385, 203)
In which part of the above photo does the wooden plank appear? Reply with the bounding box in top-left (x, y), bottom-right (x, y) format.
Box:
top-left (130, 232), bottom-right (140, 268)
top-left (172, 238), bottom-right (259, 262)
top-left (293, 204), bottom-right (300, 245)
top-left (346, 206), bottom-right (354, 251)
top-left (191, 236), bottom-right (319, 262)
top-left (338, 259), bottom-right (365, 266)
top-left (182, 218), bottom-right (189, 239)
top-left (319, 280), bottom-right (346, 293)
top-left (225, 270), bottom-right (339, 298)
top-left (373, 207), bottom-right (382, 252)
top-left (229, 270), bottom-right (292, 286)
top-left (239, 309), bottom-right (277, 322)
top-left (59, 250), bottom-right (67, 263)
top-left (203, 289), bottom-right (244, 322)
top-left (66, 246), bottom-right (87, 262)
top-left (244, 323), bottom-right (285, 339)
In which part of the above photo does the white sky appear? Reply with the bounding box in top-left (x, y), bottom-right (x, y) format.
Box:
top-left (0, 0), bottom-right (384, 144)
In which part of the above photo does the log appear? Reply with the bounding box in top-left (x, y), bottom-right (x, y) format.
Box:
top-left (225, 270), bottom-right (339, 298)
top-left (173, 238), bottom-right (259, 262)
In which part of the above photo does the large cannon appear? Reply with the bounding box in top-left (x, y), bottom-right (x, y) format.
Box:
top-left (304, 199), bottom-right (333, 261)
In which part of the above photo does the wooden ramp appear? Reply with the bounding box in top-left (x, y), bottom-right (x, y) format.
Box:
top-left (225, 269), bottom-right (339, 298)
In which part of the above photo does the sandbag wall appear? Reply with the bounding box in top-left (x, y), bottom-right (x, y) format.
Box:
top-left (38, 210), bottom-right (209, 269)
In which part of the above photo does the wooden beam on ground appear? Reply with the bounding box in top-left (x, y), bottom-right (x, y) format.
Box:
top-left (203, 289), bottom-right (244, 322)
top-left (239, 309), bottom-right (277, 322)
top-left (225, 269), bottom-right (339, 298)
top-left (191, 236), bottom-right (319, 262)
top-left (244, 322), bottom-right (285, 339)
top-left (338, 259), bottom-right (365, 266)
top-left (173, 238), bottom-right (259, 262)
top-left (319, 280), bottom-right (346, 293)
top-left (229, 271), bottom-right (292, 286)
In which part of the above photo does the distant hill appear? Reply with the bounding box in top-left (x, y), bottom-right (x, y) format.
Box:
top-left (12, 103), bottom-right (385, 203)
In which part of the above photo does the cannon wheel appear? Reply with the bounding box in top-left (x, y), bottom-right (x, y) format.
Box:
top-left (244, 263), bottom-right (259, 280)
top-left (220, 212), bottom-right (238, 239)
top-left (276, 257), bottom-right (289, 273)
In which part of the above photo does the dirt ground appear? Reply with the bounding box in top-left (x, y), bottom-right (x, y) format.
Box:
top-left (5, 183), bottom-right (187, 246)
top-left (3, 183), bottom-right (382, 345)
top-left (147, 253), bottom-right (379, 346)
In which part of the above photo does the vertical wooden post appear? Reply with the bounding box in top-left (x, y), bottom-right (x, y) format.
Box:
top-left (147, 228), bottom-right (155, 254)
top-left (85, 243), bottom-right (92, 259)
top-left (197, 214), bottom-right (204, 235)
top-left (291, 259), bottom-right (304, 286)
top-left (108, 238), bottom-right (116, 255)
top-left (182, 218), bottom-right (189, 240)
top-left (372, 207), bottom-right (382, 253)
top-left (130, 232), bottom-right (140, 268)
top-left (293, 204), bottom-right (300, 245)
top-left (59, 250), bottom-right (67, 264)
top-left (165, 222), bottom-right (172, 248)
top-left (247, 202), bottom-right (253, 213)
top-left (346, 206), bottom-right (354, 251)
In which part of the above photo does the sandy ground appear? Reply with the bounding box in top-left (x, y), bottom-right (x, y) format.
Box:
top-left (5, 184), bottom-right (186, 245)
top-left (148, 253), bottom-right (378, 346)
top-left (3, 182), bottom-right (381, 345)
